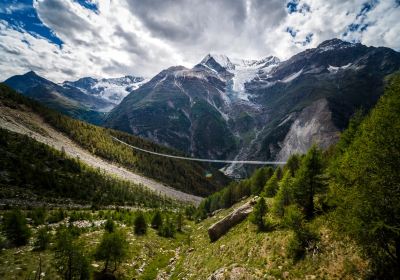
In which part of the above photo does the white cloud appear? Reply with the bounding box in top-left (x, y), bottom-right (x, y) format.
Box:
top-left (0, 0), bottom-right (399, 82)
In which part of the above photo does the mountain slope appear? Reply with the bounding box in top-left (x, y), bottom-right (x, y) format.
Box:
top-left (3, 72), bottom-right (147, 125)
top-left (0, 84), bottom-right (229, 201)
top-left (3, 71), bottom-right (108, 124)
top-left (0, 127), bottom-right (180, 208)
top-left (105, 39), bottom-right (400, 177)
top-left (62, 75), bottom-right (147, 106)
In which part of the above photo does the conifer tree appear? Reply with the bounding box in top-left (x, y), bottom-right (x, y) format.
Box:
top-left (3, 209), bottom-right (31, 246)
top-left (264, 168), bottom-right (280, 197)
top-left (151, 211), bottom-right (163, 229)
top-left (95, 230), bottom-right (128, 273)
top-left (292, 145), bottom-right (324, 219)
top-left (134, 212), bottom-right (147, 235)
top-left (331, 74), bottom-right (400, 277)
top-left (251, 197), bottom-right (268, 231)
top-left (273, 170), bottom-right (294, 217)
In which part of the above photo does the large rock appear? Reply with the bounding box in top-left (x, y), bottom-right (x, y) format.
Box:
top-left (208, 199), bottom-right (256, 242)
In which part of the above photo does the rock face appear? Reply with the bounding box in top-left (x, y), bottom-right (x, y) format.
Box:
top-left (105, 39), bottom-right (400, 177)
top-left (276, 99), bottom-right (340, 161)
top-left (208, 199), bottom-right (256, 242)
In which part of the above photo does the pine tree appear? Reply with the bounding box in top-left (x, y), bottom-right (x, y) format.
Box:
top-left (264, 168), bottom-right (280, 197)
top-left (250, 167), bottom-right (273, 195)
top-left (104, 219), bottom-right (115, 233)
top-left (134, 212), bottom-right (147, 235)
top-left (251, 197), bottom-right (268, 231)
top-left (54, 228), bottom-right (90, 280)
top-left (151, 211), bottom-right (163, 229)
top-left (3, 209), bottom-right (31, 246)
top-left (95, 230), bottom-right (128, 273)
top-left (331, 74), bottom-right (400, 277)
top-left (284, 154), bottom-right (301, 177)
top-left (292, 145), bottom-right (324, 219)
top-left (273, 170), bottom-right (294, 217)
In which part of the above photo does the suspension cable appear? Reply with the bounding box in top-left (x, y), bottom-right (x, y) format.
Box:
top-left (111, 136), bottom-right (286, 165)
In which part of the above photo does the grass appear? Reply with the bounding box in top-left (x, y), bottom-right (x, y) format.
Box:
top-left (0, 200), bottom-right (369, 279)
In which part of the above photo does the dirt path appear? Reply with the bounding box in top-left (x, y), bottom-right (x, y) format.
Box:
top-left (0, 106), bottom-right (202, 205)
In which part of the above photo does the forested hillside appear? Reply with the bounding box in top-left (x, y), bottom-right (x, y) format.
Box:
top-left (0, 84), bottom-right (229, 197)
top-left (0, 74), bottom-right (398, 279)
top-left (0, 128), bottom-right (178, 208)
top-left (191, 73), bottom-right (400, 278)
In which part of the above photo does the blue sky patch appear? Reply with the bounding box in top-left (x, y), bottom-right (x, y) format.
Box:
top-left (74, 0), bottom-right (98, 13)
top-left (0, 0), bottom-right (63, 46)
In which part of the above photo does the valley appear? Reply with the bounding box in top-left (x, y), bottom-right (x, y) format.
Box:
top-left (1, 38), bottom-right (400, 280)
top-left (0, 105), bottom-right (201, 205)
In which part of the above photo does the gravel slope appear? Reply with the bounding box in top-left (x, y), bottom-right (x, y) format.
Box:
top-left (0, 105), bottom-right (202, 205)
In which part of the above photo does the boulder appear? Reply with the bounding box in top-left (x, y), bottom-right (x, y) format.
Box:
top-left (208, 199), bottom-right (256, 242)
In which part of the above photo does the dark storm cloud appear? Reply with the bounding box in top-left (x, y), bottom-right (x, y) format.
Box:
top-left (126, 0), bottom-right (248, 42)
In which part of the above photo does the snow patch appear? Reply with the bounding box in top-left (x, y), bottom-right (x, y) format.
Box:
top-left (281, 69), bottom-right (303, 83)
top-left (327, 63), bottom-right (352, 73)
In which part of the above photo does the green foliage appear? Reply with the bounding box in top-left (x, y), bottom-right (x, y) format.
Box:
top-left (134, 212), bottom-right (147, 235)
top-left (104, 219), bottom-right (116, 233)
top-left (47, 209), bottom-right (67, 224)
top-left (250, 167), bottom-right (274, 195)
top-left (54, 228), bottom-right (90, 280)
top-left (281, 205), bottom-right (318, 261)
top-left (284, 154), bottom-right (301, 177)
top-left (273, 171), bottom-right (294, 218)
top-left (34, 227), bottom-right (51, 251)
top-left (330, 74), bottom-right (400, 277)
top-left (0, 128), bottom-right (178, 208)
top-left (0, 84), bottom-right (229, 197)
top-left (176, 212), bottom-right (184, 232)
top-left (158, 217), bottom-right (176, 238)
top-left (184, 205), bottom-right (196, 221)
top-left (151, 211), bottom-right (163, 230)
top-left (28, 207), bottom-right (47, 226)
top-left (2, 210), bottom-right (31, 246)
top-left (251, 197), bottom-right (268, 231)
top-left (264, 168), bottom-right (281, 197)
top-left (286, 228), bottom-right (318, 261)
top-left (95, 230), bottom-right (128, 273)
top-left (282, 205), bottom-right (304, 230)
top-left (196, 167), bottom-right (273, 219)
top-left (292, 145), bottom-right (324, 219)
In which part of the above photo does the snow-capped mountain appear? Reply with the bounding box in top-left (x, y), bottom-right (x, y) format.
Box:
top-left (6, 39), bottom-right (400, 177)
top-left (105, 39), bottom-right (400, 177)
top-left (62, 75), bottom-right (147, 107)
top-left (197, 53), bottom-right (280, 101)
top-left (3, 72), bottom-right (147, 124)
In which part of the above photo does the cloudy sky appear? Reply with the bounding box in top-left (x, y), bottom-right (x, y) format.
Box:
top-left (0, 0), bottom-right (399, 82)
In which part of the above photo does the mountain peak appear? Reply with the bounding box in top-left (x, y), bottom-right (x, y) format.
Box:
top-left (24, 70), bottom-right (39, 77)
top-left (200, 54), bottom-right (235, 70)
top-left (316, 38), bottom-right (358, 51)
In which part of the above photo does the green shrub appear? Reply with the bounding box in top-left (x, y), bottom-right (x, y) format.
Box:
top-left (282, 205), bottom-right (304, 230)
top-left (95, 230), bottom-right (128, 273)
top-left (104, 219), bottom-right (116, 233)
top-left (158, 218), bottom-right (176, 238)
top-left (250, 197), bottom-right (268, 231)
top-left (151, 211), bottom-right (163, 230)
top-left (54, 228), bottom-right (90, 280)
top-left (134, 212), bottom-right (147, 235)
top-left (34, 227), bottom-right (51, 251)
top-left (3, 210), bottom-right (31, 246)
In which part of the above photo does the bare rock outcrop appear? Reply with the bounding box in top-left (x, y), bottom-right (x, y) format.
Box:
top-left (208, 199), bottom-right (256, 242)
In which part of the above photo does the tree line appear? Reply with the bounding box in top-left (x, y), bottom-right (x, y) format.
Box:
top-left (0, 83), bottom-right (230, 197)
top-left (198, 73), bottom-right (400, 278)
